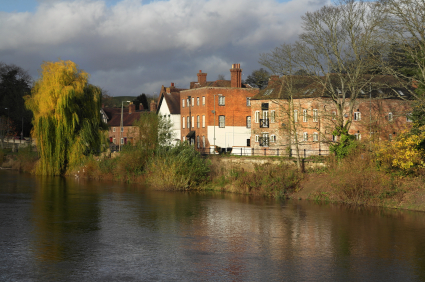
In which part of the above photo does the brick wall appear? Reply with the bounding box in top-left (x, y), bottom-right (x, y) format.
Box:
top-left (251, 97), bottom-right (412, 153)
top-left (180, 87), bottom-right (258, 149)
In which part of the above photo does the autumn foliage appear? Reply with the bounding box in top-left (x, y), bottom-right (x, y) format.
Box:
top-left (25, 60), bottom-right (105, 175)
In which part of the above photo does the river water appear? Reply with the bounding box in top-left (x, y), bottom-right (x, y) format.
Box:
top-left (1, 170), bottom-right (425, 281)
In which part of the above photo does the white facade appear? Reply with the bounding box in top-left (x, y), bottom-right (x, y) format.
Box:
top-left (158, 98), bottom-right (181, 145)
top-left (207, 125), bottom-right (251, 149)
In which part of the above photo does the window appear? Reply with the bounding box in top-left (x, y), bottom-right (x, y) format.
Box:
top-left (332, 111), bottom-right (336, 120)
top-left (202, 115), bottom-right (205, 127)
top-left (197, 116), bottom-right (200, 128)
top-left (260, 133), bottom-right (269, 147)
top-left (183, 136), bottom-right (186, 142)
top-left (332, 135), bottom-right (337, 142)
top-left (246, 116), bottom-right (251, 128)
top-left (255, 111), bottom-right (260, 123)
top-left (313, 109), bottom-right (318, 122)
top-left (255, 135), bottom-right (259, 142)
top-left (202, 136), bottom-right (206, 148)
top-left (294, 110), bottom-right (298, 122)
top-left (218, 96), bottom-right (225, 106)
top-left (271, 110), bottom-right (275, 123)
top-left (407, 113), bottom-right (412, 122)
top-left (187, 116), bottom-right (190, 128)
top-left (388, 112), bottom-right (393, 122)
top-left (182, 117), bottom-right (185, 128)
top-left (202, 96), bottom-right (205, 105)
top-left (192, 116), bottom-right (194, 128)
top-left (313, 132), bottom-right (318, 142)
top-left (113, 138), bottom-right (116, 144)
top-left (187, 98), bottom-right (190, 106)
top-left (261, 111), bottom-right (269, 128)
top-left (389, 134), bottom-right (393, 141)
top-left (197, 136), bottom-right (200, 148)
top-left (191, 97), bottom-right (194, 106)
top-left (219, 115), bottom-right (225, 128)
top-left (354, 111), bottom-right (361, 121)
top-left (121, 127), bottom-right (124, 132)
top-left (182, 99), bottom-right (185, 108)
top-left (303, 109), bottom-right (308, 122)
top-left (303, 132), bottom-right (308, 141)
top-left (121, 138), bottom-right (124, 144)
top-left (355, 133), bottom-right (361, 140)
top-left (197, 97), bottom-right (200, 106)
top-left (246, 97), bottom-right (251, 106)
top-left (270, 135), bottom-right (276, 142)
top-left (113, 127), bottom-right (116, 132)
top-left (261, 103), bottom-right (269, 110)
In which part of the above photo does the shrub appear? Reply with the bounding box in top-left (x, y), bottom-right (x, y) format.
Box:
top-left (329, 147), bottom-right (406, 205)
top-left (145, 144), bottom-right (210, 190)
top-left (376, 126), bottom-right (425, 173)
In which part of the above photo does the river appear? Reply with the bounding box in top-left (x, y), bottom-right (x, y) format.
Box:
top-left (1, 170), bottom-right (425, 281)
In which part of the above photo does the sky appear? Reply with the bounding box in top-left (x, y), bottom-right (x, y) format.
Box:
top-left (0, 0), bottom-right (330, 97)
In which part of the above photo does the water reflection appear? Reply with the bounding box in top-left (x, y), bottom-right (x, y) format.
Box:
top-left (1, 170), bottom-right (425, 281)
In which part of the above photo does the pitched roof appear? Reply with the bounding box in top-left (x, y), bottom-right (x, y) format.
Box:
top-left (102, 107), bottom-right (145, 127)
top-left (252, 75), bottom-right (415, 100)
top-left (157, 91), bottom-right (181, 114)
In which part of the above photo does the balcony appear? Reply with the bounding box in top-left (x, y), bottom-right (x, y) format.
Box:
top-left (259, 137), bottom-right (269, 147)
top-left (260, 118), bottom-right (269, 128)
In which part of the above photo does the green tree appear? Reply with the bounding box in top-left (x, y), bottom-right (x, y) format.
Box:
top-left (25, 60), bottom-right (106, 175)
top-left (0, 63), bottom-right (33, 138)
top-left (133, 93), bottom-right (149, 111)
top-left (244, 68), bottom-right (270, 89)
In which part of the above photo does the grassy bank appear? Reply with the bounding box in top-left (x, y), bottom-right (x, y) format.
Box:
top-left (3, 142), bottom-right (425, 211)
top-left (0, 146), bottom-right (38, 172)
top-left (291, 148), bottom-right (425, 210)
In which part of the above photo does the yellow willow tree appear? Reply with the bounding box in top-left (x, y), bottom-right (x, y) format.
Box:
top-left (26, 60), bottom-right (106, 175)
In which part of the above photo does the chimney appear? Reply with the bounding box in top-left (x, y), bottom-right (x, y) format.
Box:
top-left (129, 102), bottom-right (135, 114)
top-left (171, 82), bottom-right (175, 87)
top-left (230, 64), bottom-right (242, 88)
top-left (139, 104), bottom-right (143, 111)
top-left (150, 100), bottom-right (157, 112)
top-left (197, 70), bottom-right (207, 85)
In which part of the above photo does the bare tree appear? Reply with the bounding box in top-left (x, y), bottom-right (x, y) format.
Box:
top-left (379, 0), bottom-right (425, 88)
top-left (260, 0), bottom-right (386, 137)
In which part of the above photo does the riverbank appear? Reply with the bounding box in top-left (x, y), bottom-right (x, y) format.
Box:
top-left (2, 146), bottom-right (425, 212)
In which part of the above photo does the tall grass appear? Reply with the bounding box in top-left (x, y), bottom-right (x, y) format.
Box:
top-left (145, 144), bottom-right (210, 190)
top-left (208, 159), bottom-right (303, 198)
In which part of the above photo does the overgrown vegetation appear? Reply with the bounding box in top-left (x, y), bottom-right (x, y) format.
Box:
top-left (25, 60), bottom-right (106, 175)
top-left (207, 158), bottom-right (303, 198)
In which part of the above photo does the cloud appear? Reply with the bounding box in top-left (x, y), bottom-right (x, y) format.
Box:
top-left (0, 0), bottom-right (330, 96)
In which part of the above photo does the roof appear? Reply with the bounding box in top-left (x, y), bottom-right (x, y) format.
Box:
top-left (252, 75), bottom-right (415, 100)
top-left (156, 85), bottom-right (187, 114)
top-left (102, 107), bottom-right (144, 127)
top-left (190, 80), bottom-right (253, 89)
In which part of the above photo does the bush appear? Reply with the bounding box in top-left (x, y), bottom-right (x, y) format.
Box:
top-left (329, 147), bottom-right (406, 205)
top-left (145, 144), bottom-right (210, 190)
top-left (376, 126), bottom-right (425, 173)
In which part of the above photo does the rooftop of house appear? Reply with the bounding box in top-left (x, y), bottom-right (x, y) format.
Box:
top-left (157, 83), bottom-right (187, 114)
top-left (252, 75), bottom-right (415, 100)
top-left (102, 106), bottom-right (148, 127)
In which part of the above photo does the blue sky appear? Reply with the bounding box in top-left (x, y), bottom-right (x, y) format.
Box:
top-left (0, 0), bottom-right (329, 96)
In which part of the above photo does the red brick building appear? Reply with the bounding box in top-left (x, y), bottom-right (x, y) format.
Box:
top-left (102, 102), bottom-right (148, 149)
top-left (180, 64), bottom-right (258, 152)
top-left (251, 75), bottom-right (413, 156)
